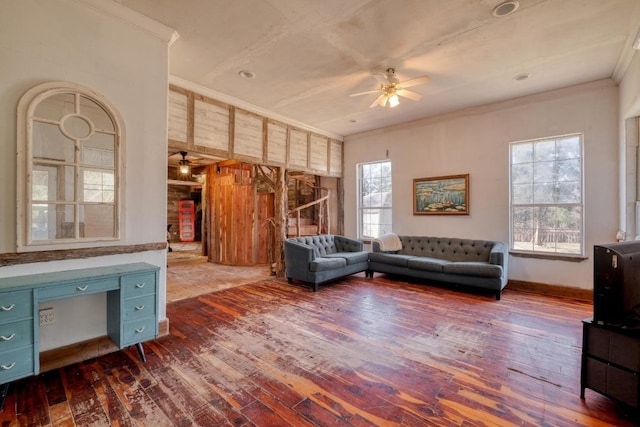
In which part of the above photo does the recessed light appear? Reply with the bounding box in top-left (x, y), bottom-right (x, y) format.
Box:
top-left (349, 119), bottom-right (357, 123)
top-left (492, 1), bottom-right (519, 17)
top-left (513, 73), bottom-right (530, 81)
top-left (238, 70), bottom-right (256, 79)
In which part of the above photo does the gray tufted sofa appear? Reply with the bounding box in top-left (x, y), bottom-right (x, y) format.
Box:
top-left (284, 235), bottom-right (369, 291)
top-left (369, 235), bottom-right (509, 300)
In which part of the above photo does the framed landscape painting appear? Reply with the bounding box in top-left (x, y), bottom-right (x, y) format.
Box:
top-left (413, 174), bottom-right (469, 215)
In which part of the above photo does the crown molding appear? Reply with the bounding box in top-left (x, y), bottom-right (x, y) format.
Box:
top-left (73, 0), bottom-right (179, 45)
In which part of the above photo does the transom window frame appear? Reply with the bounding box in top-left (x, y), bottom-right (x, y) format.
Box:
top-left (357, 160), bottom-right (393, 240)
top-left (508, 133), bottom-right (585, 259)
top-left (16, 82), bottom-right (124, 252)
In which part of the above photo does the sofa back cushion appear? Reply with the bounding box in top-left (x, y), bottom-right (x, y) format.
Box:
top-left (288, 235), bottom-right (337, 256)
top-left (398, 236), bottom-right (495, 262)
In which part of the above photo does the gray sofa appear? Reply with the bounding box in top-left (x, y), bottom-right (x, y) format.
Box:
top-left (368, 235), bottom-right (509, 300)
top-left (284, 235), bottom-right (369, 291)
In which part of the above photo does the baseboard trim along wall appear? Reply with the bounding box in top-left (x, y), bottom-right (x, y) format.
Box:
top-left (508, 280), bottom-right (592, 301)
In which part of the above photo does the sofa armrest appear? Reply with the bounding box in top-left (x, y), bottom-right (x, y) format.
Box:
top-left (334, 235), bottom-right (364, 252)
top-left (285, 240), bottom-right (316, 264)
top-left (489, 242), bottom-right (508, 269)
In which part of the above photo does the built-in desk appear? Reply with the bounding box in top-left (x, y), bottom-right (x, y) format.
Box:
top-left (0, 262), bottom-right (160, 410)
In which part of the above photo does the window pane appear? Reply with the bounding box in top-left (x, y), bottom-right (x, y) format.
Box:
top-left (512, 183), bottom-right (533, 204)
top-left (32, 121), bottom-right (74, 162)
top-left (511, 163), bottom-right (532, 184)
top-left (511, 143), bottom-right (532, 164)
top-left (80, 96), bottom-right (114, 132)
top-left (81, 204), bottom-right (115, 238)
top-left (534, 140), bottom-right (556, 162)
top-left (556, 136), bottom-right (581, 160)
top-left (32, 164), bottom-right (75, 202)
top-left (33, 93), bottom-right (75, 121)
top-left (82, 137), bottom-right (115, 167)
top-left (82, 168), bottom-right (115, 203)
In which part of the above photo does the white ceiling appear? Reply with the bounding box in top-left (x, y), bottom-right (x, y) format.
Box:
top-left (120, 0), bottom-right (640, 138)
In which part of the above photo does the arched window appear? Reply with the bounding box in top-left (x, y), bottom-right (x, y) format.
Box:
top-left (17, 82), bottom-right (123, 250)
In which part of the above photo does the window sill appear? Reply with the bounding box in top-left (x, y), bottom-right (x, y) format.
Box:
top-left (509, 250), bottom-right (587, 262)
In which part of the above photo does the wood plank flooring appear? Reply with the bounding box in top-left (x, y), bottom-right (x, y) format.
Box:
top-left (1, 274), bottom-right (639, 426)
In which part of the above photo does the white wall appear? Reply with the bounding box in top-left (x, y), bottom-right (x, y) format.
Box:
top-left (0, 0), bottom-right (173, 350)
top-left (344, 79), bottom-right (619, 290)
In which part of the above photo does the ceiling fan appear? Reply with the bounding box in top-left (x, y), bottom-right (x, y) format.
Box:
top-left (350, 68), bottom-right (430, 108)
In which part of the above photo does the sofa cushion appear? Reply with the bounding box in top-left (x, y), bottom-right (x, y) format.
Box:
top-left (368, 252), bottom-right (415, 267)
top-left (407, 257), bottom-right (449, 272)
top-left (442, 262), bottom-right (502, 278)
top-left (310, 257), bottom-right (347, 272)
top-left (323, 251), bottom-right (369, 265)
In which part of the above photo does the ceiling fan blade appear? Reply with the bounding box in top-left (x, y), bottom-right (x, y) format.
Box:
top-left (397, 89), bottom-right (422, 101)
top-left (398, 75), bottom-right (430, 88)
top-left (350, 89), bottom-right (381, 97)
top-left (370, 94), bottom-right (387, 108)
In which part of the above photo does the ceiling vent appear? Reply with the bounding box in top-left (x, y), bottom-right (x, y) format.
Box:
top-left (492, 1), bottom-right (519, 17)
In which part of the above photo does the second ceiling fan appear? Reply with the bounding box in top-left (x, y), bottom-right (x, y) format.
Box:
top-left (350, 67), bottom-right (430, 108)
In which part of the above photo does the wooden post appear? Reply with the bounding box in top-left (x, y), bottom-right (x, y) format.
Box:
top-left (274, 167), bottom-right (287, 277)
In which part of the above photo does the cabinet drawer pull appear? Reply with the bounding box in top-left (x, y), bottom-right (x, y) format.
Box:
top-left (135, 305), bottom-right (145, 311)
top-left (0, 304), bottom-right (15, 311)
top-left (135, 326), bottom-right (145, 333)
top-left (0, 334), bottom-right (15, 341)
top-left (1, 363), bottom-right (15, 370)
top-left (135, 283), bottom-right (146, 289)
top-left (76, 285), bottom-right (89, 291)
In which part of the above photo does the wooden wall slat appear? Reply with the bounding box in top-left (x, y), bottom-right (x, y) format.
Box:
top-left (309, 134), bottom-right (328, 173)
top-left (289, 128), bottom-right (308, 170)
top-left (168, 91), bottom-right (188, 143)
top-left (194, 99), bottom-right (229, 152)
top-left (266, 120), bottom-right (287, 166)
top-left (234, 110), bottom-right (264, 161)
top-left (329, 140), bottom-right (343, 176)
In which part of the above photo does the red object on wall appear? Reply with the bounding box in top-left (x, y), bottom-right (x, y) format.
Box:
top-left (178, 200), bottom-right (195, 242)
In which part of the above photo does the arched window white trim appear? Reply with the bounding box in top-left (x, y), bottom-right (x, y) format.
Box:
top-left (17, 82), bottom-right (124, 252)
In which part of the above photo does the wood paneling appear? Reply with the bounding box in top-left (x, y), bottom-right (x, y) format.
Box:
top-left (1, 276), bottom-right (634, 426)
top-left (266, 120), bottom-right (287, 165)
top-left (234, 109), bottom-right (264, 161)
top-left (194, 98), bottom-right (229, 153)
top-left (309, 134), bottom-right (328, 173)
top-left (329, 139), bottom-right (342, 176)
top-left (289, 128), bottom-right (308, 169)
top-left (168, 90), bottom-right (188, 143)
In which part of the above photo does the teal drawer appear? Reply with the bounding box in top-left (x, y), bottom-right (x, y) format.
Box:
top-left (123, 295), bottom-right (156, 321)
top-left (0, 319), bottom-right (33, 353)
top-left (38, 276), bottom-right (119, 301)
top-left (122, 317), bottom-right (157, 346)
top-left (122, 273), bottom-right (156, 298)
top-left (0, 290), bottom-right (32, 323)
top-left (0, 346), bottom-right (34, 384)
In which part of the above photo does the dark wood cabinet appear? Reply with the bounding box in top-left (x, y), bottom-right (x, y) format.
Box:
top-left (581, 318), bottom-right (640, 408)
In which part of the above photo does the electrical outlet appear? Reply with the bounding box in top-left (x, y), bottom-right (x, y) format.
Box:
top-left (39, 307), bottom-right (54, 326)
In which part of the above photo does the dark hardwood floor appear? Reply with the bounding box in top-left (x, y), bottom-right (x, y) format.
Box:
top-left (1, 274), bottom-right (638, 426)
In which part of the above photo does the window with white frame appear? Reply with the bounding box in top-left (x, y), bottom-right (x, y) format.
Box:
top-left (358, 160), bottom-right (392, 239)
top-left (509, 134), bottom-right (583, 256)
top-left (17, 82), bottom-right (122, 249)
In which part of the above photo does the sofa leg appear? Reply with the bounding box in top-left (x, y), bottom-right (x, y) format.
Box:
top-left (287, 277), bottom-right (292, 284)
top-left (496, 290), bottom-right (501, 301)
top-left (313, 283), bottom-right (319, 292)
top-left (366, 270), bottom-right (373, 278)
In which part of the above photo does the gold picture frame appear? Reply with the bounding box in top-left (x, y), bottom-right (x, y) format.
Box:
top-left (413, 174), bottom-right (469, 215)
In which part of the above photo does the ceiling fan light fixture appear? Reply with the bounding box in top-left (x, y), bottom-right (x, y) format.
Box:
top-left (388, 94), bottom-right (400, 108)
top-left (178, 151), bottom-right (191, 175)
